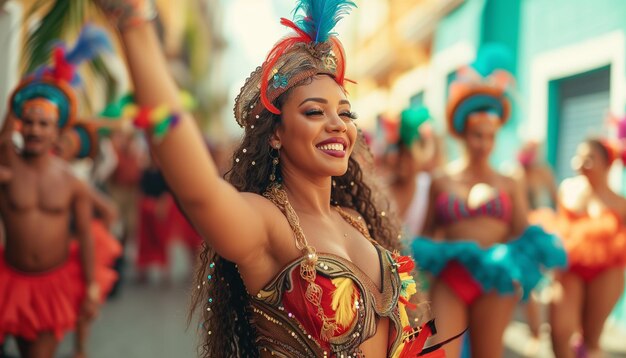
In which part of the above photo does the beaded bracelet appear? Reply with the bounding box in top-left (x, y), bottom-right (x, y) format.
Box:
top-left (124, 104), bottom-right (182, 141)
top-left (103, 91), bottom-right (195, 141)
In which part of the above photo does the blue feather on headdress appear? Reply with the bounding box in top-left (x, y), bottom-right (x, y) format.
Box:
top-left (65, 24), bottom-right (112, 66)
top-left (293, 0), bottom-right (357, 43)
top-left (30, 24), bottom-right (112, 86)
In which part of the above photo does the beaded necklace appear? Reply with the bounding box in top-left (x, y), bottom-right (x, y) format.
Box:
top-left (262, 183), bottom-right (376, 341)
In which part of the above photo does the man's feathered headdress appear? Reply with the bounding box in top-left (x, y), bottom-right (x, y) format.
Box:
top-left (10, 25), bottom-right (111, 129)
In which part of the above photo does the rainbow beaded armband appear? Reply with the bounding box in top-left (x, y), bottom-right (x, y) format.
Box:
top-left (124, 104), bottom-right (182, 141)
top-left (102, 91), bottom-right (195, 141)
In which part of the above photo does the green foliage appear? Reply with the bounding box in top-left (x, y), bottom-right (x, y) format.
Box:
top-left (23, 0), bottom-right (88, 73)
top-left (22, 0), bottom-right (118, 109)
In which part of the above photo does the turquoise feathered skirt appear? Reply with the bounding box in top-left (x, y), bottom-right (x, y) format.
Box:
top-left (411, 225), bottom-right (567, 300)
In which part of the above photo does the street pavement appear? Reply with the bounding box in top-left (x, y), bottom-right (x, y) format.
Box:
top-left (503, 307), bottom-right (626, 357)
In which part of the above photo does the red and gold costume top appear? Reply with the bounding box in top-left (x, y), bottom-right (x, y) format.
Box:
top-left (252, 185), bottom-right (439, 358)
top-left (250, 248), bottom-right (429, 357)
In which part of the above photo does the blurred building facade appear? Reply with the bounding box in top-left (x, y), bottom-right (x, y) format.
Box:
top-left (350, 0), bottom-right (626, 187)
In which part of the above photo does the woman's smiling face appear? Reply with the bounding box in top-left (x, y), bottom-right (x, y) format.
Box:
top-left (274, 75), bottom-right (358, 178)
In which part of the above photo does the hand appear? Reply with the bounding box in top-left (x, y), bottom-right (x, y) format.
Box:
top-left (80, 295), bottom-right (100, 321)
top-left (92, 0), bottom-right (157, 30)
top-left (80, 282), bottom-right (101, 321)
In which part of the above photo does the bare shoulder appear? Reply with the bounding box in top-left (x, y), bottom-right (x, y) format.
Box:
top-left (53, 159), bottom-right (89, 195)
top-left (499, 174), bottom-right (520, 193)
top-left (239, 191), bottom-right (300, 262)
top-left (240, 191), bottom-right (282, 212)
top-left (338, 206), bottom-right (364, 219)
top-left (430, 171), bottom-right (450, 193)
top-left (240, 191), bottom-right (289, 228)
top-left (55, 158), bottom-right (76, 178)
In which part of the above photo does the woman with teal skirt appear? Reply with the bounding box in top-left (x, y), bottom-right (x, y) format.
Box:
top-left (411, 46), bottom-right (567, 358)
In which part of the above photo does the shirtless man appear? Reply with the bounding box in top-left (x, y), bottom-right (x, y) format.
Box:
top-left (0, 95), bottom-right (98, 357)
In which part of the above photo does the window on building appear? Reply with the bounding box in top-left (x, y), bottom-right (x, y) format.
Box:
top-left (549, 66), bottom-right (611, 181)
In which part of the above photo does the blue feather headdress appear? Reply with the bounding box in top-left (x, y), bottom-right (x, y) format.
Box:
top-left (234, 0), bottom-right (356, 125)
top-left (11, 25), bottom-right (112, 129)
top-left (293, 0), bottom-right (356, 43)
top-left (34, 24), bottom-right (112, 86)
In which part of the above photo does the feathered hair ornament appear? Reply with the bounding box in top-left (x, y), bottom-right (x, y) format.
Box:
top-left (10, 24), bottom-right (112, 129)
top-left (446, 43), bottom-right (514, 136)
top-left (399, 106), bottom-right (431, 147)
top-left (234, 0), bottom-right (356, 127)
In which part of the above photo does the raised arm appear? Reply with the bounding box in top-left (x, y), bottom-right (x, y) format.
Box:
top-left (98, 4), bottom-right (270, 264)
top-left (0, 112), bottom-right (13, 143)
top-left (0, 113), bottom-right (17, 169)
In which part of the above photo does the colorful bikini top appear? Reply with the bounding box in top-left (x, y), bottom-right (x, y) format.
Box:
top-left (251, 184), bottom-right (438, 357)
top-left (435, 189), bottom-right (513, 225)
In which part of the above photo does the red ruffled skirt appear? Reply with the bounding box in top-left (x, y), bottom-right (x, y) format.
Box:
top-left (530, 208), bottom-right (626, 269)
top-left (0, 239), bottom-right (118, 342)
top-left (92, 219), bottom-right (123, 267)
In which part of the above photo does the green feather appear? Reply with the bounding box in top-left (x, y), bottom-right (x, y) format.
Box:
top-left (399, 106), bottom-right (430, 147)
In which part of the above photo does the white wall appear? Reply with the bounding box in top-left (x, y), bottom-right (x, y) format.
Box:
top-left (0, 1), bottom-right (22, 124)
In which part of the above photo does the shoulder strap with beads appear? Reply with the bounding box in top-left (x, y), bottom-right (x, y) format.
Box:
top-left (262, 183), bottom-right (339, 341)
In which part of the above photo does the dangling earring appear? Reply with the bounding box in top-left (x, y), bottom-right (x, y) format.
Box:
top-left (269, 145), bottom-right (280, 182)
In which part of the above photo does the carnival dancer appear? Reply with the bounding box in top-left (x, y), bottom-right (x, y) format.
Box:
top-left (411, 45), bottom-right (567, 357)
top-left (56, 122), bottom-right (122, 357)
top-left (389, 106), bottom-right (435, 238)
top-left (0, 26), bottom-right (117, 358)
top-left (108, 130), bottom-right (143, 244)
top-left (518, 141), bottom-right (558, 211)
top-left (516, 140), bottom-right (560, 353)
top-left (89, 0), bottom-right (462, 356)
top-left (532, 139), bottom-right (626, 358)
top-left (136, 158), bottom-right (173, 284)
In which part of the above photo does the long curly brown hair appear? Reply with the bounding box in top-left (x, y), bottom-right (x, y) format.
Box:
top-left (189, 77), bottom-right (406, 357)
